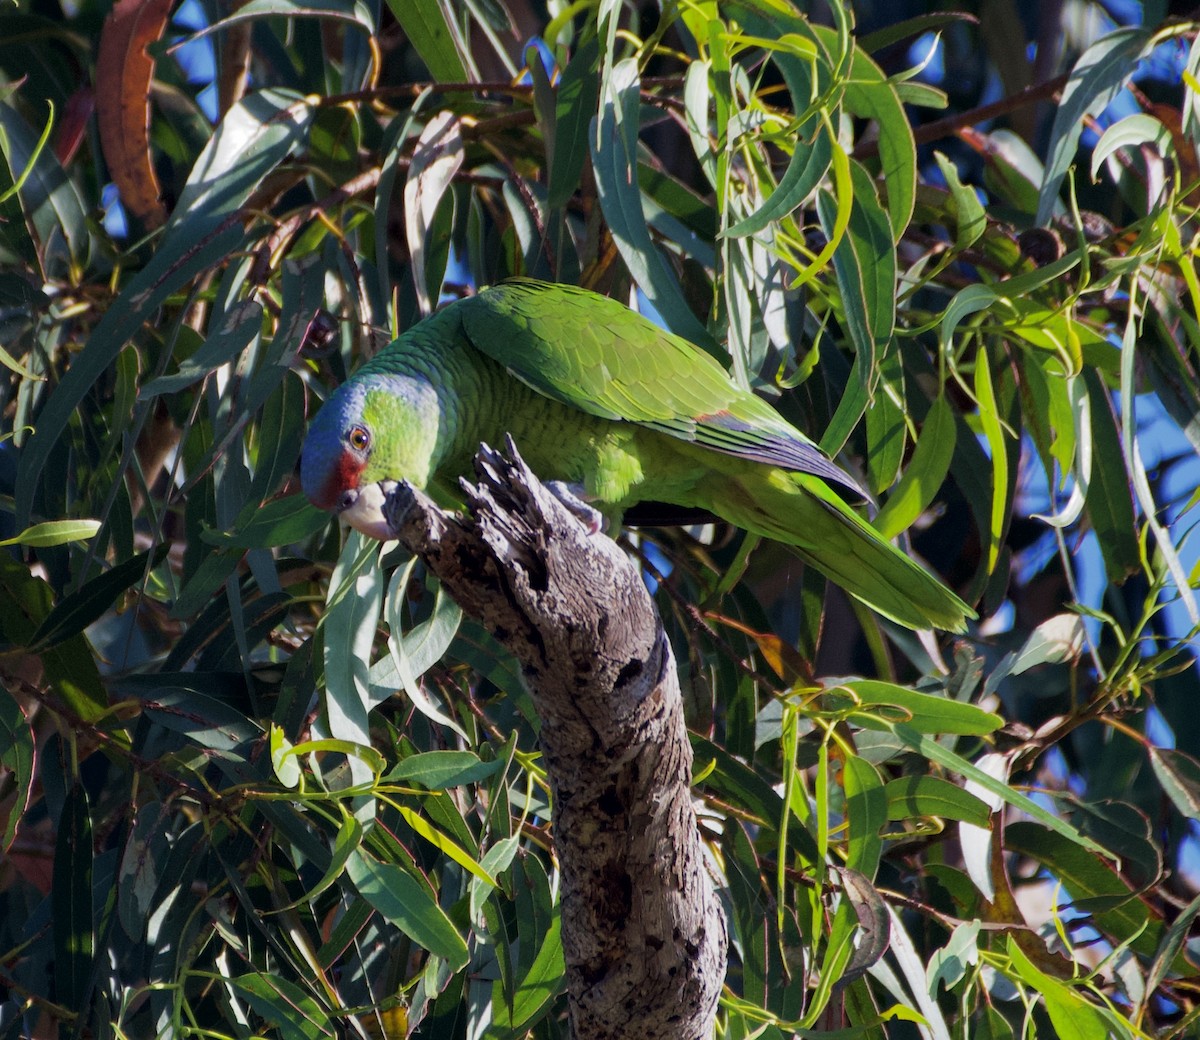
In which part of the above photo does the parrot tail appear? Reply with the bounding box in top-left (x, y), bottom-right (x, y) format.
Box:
top-left (710, 468), bottom-right (974, 633)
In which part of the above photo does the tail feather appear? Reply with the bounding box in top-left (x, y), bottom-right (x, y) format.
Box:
top-left (712, 469), bottom-right (973, 632)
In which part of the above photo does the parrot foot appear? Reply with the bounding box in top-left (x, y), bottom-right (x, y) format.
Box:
top-left (546, 481), bottom-right (605, 535)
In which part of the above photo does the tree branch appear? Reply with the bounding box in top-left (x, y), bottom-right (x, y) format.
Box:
top-left (383, 439), bottom-right (727, 1040)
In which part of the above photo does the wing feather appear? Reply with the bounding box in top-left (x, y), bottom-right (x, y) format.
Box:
top-left (460, 279), bottom-right (864, 497)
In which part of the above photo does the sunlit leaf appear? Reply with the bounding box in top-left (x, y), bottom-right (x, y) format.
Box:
top-left (885, 775), bottom-right (992, 829)
top-left (0, 519), bottom-right (101, 548)
top-left (842, 680), bottom-right (1002, 735)
top-left (387, 0), bottom-right (469, 82)
top-left (1006, 937), bottom-right (1116, 1040)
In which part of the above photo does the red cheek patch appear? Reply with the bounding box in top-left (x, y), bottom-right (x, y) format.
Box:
top-left (314, 450), bottom-right (366, 510)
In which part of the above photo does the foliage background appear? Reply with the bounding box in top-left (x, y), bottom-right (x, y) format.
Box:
top-left (1, 0), bottom-right (1199, 1036)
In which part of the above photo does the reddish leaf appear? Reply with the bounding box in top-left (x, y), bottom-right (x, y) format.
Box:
top-left (53, 87), bottom-right (94, 167)
top-left (95, 0), bottom-right (172, 230)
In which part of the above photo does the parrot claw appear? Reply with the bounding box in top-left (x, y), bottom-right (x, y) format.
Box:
top-left (546, 481), bottom-right (605, 535)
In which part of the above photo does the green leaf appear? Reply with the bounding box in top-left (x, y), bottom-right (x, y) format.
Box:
top-left (0, 518), bottom-right (101, 547)
top-left (1082, 369), bottom-right (1139, 580)
top-left (1005, 821), bottom-right (1172, 963)
top-left (1036, 26), bottom-right (1151, 226)
top-left (933, 151), bottom-right (987, 249)
top-left (404, 111), bottom-right (464, 313)
top-left (1149, 746), bottom-right (1200, 820)
top-left (885, 775), bottom-right (992, 828)
top-left (386, 0), bottom-right (469, 82)
top-left (0, 98), bottom-right (91, 276)
top-left (0, 688), bottom-right (34, 851)
top-left (0, 557), bottom-right (107, 721)
top-left (974, 349), bottom-right (1008, 575)
top-left (29, 545), bottom-right (168, 651)
top-left (692, 734), bottom-right (819, 863)
top-left (346, 848), bottom-right (470, 969)
top-left (375, 559), bottom-right (466, 735)
top-left (874, 393), bottom-right (956, 540)
top-left (276, 809), bottom-right (365, 911)
top-left (1008, 613), bottom-right (1086, 673)
top-left (927, 919), bottom-right (981, 993)
top-left (865, 345), bottom-right (907, 494)
top-left (134, 684), bottom-right (260, 753)
top-left (140, 299), bottom-right (263, 396)
top-left (16, 88), bottom-right (314, 527)
top-left (387, 750), bottom-right (503, 789)
top-left (196, 0), bottom-right (376, 40)
top-left (321, 532), bottom-right (383, 791)
top-left (491, 911), bottom-right (567, 1032)
top-left (725, 116), bottom-right (830, 238)
top-left (206, 494), bottom-right (330, 549)
top-left (1006, 937), bottom-right (1114, 1040)
top-left (229, 973), bottom-right (335, 1039)
top-left (858, 12), bottom-right (977, 55)
top-left (980, 129), bottom-right (1044, 216)
top-left (548, 35), bottom-right (600, 209)
top-left (1091, 113), bottom-right (1174, 179)
top-left (842, 680), bottom-right (1002, 735)
top-left (1146, 892), bottom-right (1200, 1004)
top-left (818, 158), bottom-right (895, 382)
top-left (53, 783), bottom-right (94, 1010)
top-left (270, 724), bottom-right (302, 788)
top-left (898, 732), bottom-right (1109, 857)
top-left (396, 804), bottom-right (497, 887)
top-left (843, 756), bottom-right (885, 878)
top-left (591, 58), bottom-right (718, 354)
top-left (837, 37), bottom-right (916, 242)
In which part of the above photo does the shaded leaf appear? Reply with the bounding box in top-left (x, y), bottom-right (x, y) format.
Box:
top-left (29, 545), bottom-right (168, 650)
top-left (1036, 26), bottom-right (1151, 225)
top-left (0, 689), bottom-right (34, 852)
top-left (346, 848), bottom-right (469, 969)
top-left (53, 783), bottom-right (94, 1010)
top-left (1149, 746), bottom-right (1200, 820)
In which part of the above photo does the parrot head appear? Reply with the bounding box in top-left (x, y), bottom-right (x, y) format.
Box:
top-left (301, 374), bottom-right (439, 540)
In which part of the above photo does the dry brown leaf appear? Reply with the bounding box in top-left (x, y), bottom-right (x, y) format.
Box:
top-left (95, 0), bottom-right (173, 230)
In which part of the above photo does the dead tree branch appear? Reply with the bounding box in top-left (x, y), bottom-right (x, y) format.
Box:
top-left (383, 439), bottom-right (727, 1040)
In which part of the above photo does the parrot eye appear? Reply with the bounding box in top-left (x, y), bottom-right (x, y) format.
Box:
top-left (347, 425), bottom-right (370, 452)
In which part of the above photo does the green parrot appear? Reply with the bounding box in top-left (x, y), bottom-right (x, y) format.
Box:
top-left (300, 279), bottom-right (972, 632)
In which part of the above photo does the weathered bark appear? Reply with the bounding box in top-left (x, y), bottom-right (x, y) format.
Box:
top-left (383, 440), bottom-right (727, 1040)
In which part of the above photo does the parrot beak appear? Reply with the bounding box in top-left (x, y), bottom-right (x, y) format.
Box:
top-left (336, 481), bottom-right (398, 541)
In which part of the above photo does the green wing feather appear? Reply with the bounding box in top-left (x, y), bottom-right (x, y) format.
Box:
top-left (460, 279), bottom-right (972, 632)
top-left (460, 279), bottom-right (864, 495)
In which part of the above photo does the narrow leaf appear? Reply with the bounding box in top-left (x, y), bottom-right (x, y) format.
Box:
top-left (346, 848), bottom-right (469, 969)
top-left (95, 0), bottom-right (171, 229)
top-left (0, 690), bottom-right (34, 852)
top-left (53, 784), bottom-right (94, 1010)
top-left (1036, 26), bottom-right (1151, 225)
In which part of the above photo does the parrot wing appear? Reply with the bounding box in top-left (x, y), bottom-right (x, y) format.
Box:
top-left (460, 279), bottom-right (865, 497)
